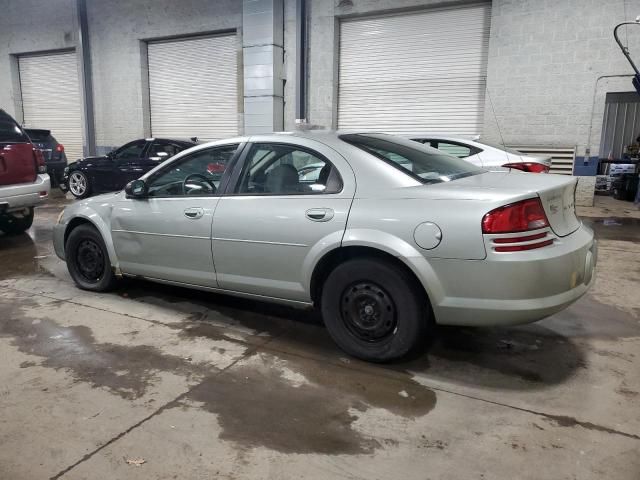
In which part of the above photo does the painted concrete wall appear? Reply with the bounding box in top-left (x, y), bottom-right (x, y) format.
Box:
top-left (484, 0), bottom-right (640, 174)
top-left (2, 0), bottom-right (639, 171)
top-left (0, 0), bottom-right (77, 121)
top-left (86, 0), bottom-right (242, 152)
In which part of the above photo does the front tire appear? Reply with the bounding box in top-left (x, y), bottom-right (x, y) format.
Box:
top-left (0, 208), bottom-right (34, 235)
top-left (321, 257), bottom-right (431, 362)
top-left (65, 224), bottom-right (117, 291)
top-left (68, 171), bottom-right (91, 199)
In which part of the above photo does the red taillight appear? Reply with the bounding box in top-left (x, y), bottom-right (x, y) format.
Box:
top-left (33, 148), bottom-right (47, 174)
top-left (482, 198), bottom-right (550, 234)
top-left (502, 162), bottom-right (550, 173)
top-left (56, 144), bottom-right (64, 152)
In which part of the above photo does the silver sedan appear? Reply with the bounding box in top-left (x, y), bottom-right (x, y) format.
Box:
top-left (53, 132), bottom-right (596, 362)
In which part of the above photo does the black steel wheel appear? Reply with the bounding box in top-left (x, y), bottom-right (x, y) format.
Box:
top-left (66, 224), bottom-right (117, 291)
top-left (75, 238), bottom-right (106, 282)
top-left (321, 257), bottom-right (431, 362)
top-left (341, 282), bottom-right (397, 342)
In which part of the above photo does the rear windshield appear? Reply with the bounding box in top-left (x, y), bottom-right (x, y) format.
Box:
top-left (0, 116), bottom-right (29, 143)
top-left (341, 134), bottom-right (484, 184)
top-left (25, 130), bottom-right (52, 142)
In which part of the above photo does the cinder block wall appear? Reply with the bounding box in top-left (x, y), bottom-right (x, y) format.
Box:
top-left (484, 0), bottom-right (640, 173)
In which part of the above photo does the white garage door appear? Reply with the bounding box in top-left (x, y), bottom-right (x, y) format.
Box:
top-left (338, 4), bottom-right (491, 136)
top-left (148, 35), bottom-right (238, 142)
top-left (19, 51), bottom-right (84, 161)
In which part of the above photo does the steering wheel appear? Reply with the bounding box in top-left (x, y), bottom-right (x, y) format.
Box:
top-left (182, 173), bottom-right (216, 195)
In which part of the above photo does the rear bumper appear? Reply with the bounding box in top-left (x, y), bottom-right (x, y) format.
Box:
top-left (426, 224), bottom-right (597, 326)
top-left (0, 175), bottom-right (51, 213)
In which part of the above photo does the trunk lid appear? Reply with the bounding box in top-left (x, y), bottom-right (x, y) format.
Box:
top-left (0, 143), bottom-right (38, 186)
top-left (434, 171), bottom-right (581, 237)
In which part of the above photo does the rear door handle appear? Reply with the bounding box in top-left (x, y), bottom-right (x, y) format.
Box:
top-left (305, 208), bottom-right (334, 222)
top-left (184, 207), bottom-right (204, 219)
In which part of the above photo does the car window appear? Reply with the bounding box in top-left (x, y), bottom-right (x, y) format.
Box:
top-left (0, 115), bottom-right (29, 143)
top-left (147, 144), bottom-right (238, 197)
top-left (341, 134), bottom-right (484, 184)
top-left (236, 143), bottom-right (343, 195)
top-left (148, 141), bottom-right (184, 160)
top-left (24, 129), bottom-right (52, 143)
top-left (435, 142), bottom-right (473, 158)
top-left (113, 141), bottom-right (146, 160)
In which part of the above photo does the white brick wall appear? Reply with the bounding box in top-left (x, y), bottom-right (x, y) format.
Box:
top-left (483, 0), bottom-right (640, 157)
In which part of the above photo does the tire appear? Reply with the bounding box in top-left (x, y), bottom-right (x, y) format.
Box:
top-left (65, 224), bottom-right (117, 291)
top-left (68, 171), bottom-right (91, 199)
top-left (321, 257), bottom-right (431, 362)
top-left (0, 208), bottom-right (34, 235)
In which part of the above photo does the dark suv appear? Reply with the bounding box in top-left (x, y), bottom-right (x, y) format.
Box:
top-left (24, 129), bottom-right (67, 187)
top-left (62, 137), bottom-right (196, 198)
top-left (0, 109), bottom-right (50, 234)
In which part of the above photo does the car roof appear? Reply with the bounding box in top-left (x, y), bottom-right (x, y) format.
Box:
top-left (197, 130), bottom-right (416, 149)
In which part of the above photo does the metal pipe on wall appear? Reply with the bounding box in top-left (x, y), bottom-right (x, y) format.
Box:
top-left (295, 0), bottom-right (307, 123)
top-left (76, 0), bottom-right (96, 156)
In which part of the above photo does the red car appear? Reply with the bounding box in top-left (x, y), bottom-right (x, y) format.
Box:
top-left (0, 109), bottom-right (50, 235)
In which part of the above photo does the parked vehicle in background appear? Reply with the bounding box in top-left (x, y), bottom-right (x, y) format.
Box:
top-left (24, 129), bottom-right (67, 187)
top-left (54, 132), bottom-right (595, 362)
top-left (62, 137), bottom-right (196, 199)
top-left (0, 110), bottom-right (50, 235)
top-left (411, 136), bottom-right (552, 173)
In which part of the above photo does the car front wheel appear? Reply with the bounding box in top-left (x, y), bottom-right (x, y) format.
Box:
top-left (0, 208), bottom-right (34, 235)
top-left (65, 224), bottom-right (117, 291)
top-left (321, 257), bottom-right (431, 362)
top-left (68, 171), bottom-right (91, 199)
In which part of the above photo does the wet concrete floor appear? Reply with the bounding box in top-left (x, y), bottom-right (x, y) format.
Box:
top-left (0, 194), bottom-right (638, 479)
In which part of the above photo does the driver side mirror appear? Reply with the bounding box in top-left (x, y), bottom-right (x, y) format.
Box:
top-left (125, 179), bottom-right (148, 199)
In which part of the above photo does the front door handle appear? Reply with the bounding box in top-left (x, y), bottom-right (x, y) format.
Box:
top-left (305, 208), bottom-right (334, 222)
top-left (184, 207), bottom-right (204, 219)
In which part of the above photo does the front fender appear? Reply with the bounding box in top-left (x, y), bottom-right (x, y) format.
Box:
top-left (60, 206), bottom-right (119, 271)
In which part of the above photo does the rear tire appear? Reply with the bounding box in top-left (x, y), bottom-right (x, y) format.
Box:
top-left (0, 208), bottom-right (34, 235)
top-left (321, 257), bottom-right (431, 362)
top-left (68, 171), bottom-right (91, 199)
top-left (65, 224), bottom-right (117, 291)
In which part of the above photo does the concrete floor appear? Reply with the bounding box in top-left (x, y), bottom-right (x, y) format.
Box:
top-left (0, 193), bottom-right (638, 480)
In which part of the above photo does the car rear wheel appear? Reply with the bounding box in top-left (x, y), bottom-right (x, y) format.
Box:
top-left (0, 208), bottom-right (34, 235)
top-left (321, 257), bottom-right (431, 362)
top-left (65, 224), bottom-right (117, 291)
top-left (68, 171), bottom-right (91, 199)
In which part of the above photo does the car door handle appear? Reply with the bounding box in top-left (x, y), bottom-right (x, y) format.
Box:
top-left (305, 208), bottom-right (334, 222)
top-left (184, 207), bottom-right (204, 219)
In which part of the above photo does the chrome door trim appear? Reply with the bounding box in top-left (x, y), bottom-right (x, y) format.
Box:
top-left (211, 237), bottom-right (308, 247)
top-left (112, 229), bottom-right (210, 240)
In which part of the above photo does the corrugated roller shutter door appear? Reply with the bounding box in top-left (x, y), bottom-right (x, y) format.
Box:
top-left (338, 4), bottom-right (491, 135)
top-left (148, 35), bottom-right (238, 142)
top-left (19, 52), bottom-right (83, 162)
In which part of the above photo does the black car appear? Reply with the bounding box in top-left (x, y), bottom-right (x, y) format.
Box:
top-left (24, 129), bottom-right (67, 187)
top-left (63, 137), bottom-right (196, 198)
